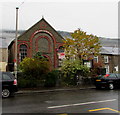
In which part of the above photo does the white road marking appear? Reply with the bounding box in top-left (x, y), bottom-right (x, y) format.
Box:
top-left (48, 99), bottom-right (117, 109)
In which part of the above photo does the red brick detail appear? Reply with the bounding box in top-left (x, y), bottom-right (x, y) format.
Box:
top-left (42, 54), bottom-right (52, 70)
top-left (30, 30), bottom-right (57, 68)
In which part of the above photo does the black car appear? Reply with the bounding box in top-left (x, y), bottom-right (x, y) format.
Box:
top-left (95, 73), bottom-right (120, 90)
top-left (0, 72), bottom-right (18, 98)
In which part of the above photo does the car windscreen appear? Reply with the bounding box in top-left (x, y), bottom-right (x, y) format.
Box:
top-left (2, 72), bottom-right (14, 80)
top-left (104, 73), bottom-right (117, 78)
top-left (116, 74), bottom-right (120, 78)
top-left (97, 74), bottom-right (117, 78)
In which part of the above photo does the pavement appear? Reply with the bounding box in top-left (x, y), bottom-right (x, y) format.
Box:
top-left (16, 85), bottom-right (96, 95)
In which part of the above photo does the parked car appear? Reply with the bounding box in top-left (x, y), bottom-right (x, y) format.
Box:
top-left (95, 73), bottom-right (120, 90)
top-left (0, 72), bottom-right (18, 98)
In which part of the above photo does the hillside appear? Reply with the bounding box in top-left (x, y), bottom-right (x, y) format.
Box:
top-left (0, 30), bottom-right (119, 48)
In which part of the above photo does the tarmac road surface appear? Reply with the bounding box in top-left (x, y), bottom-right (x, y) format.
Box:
top-left (2, 88), bottom-right (120, 114)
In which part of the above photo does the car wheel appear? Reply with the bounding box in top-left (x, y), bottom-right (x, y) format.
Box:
top-left (109, 83), bottom-right (114, 90)
top-left (2, 89), bottom-right (10, 98)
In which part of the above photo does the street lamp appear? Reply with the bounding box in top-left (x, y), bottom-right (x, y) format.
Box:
top-left (14, 7), bottom-right (19, 79)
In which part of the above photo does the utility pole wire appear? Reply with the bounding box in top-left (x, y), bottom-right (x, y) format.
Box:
top-left (17, 0), bottom-right (26, 8)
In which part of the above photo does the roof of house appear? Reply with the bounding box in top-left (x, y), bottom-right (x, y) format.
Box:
top-left (100, 47), bottom-right (119, 55)
top-left (0, 38), bottom-right (8, 48)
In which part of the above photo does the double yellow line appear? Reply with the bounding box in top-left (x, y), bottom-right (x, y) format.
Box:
top-left (58, 107), bottom-right (120, 114)
top-left (58, 114), bottom-right (68, 115)
top-left (89, 107), bottom-right (120, 113)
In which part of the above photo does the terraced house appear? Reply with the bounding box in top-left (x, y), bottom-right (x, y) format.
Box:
top-left (94, 46), bottom-right (119, 74)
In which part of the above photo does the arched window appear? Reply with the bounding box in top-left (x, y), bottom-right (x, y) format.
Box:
top-left (19, 44), bottom-right (27, 62)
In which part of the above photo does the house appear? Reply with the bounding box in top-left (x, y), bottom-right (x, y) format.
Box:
top-left (93, 46), bottom-right (119, 74)
top-left (8, 18), bottom-right (64, 71)
top-left (0, 39), bottom-right (8, 71)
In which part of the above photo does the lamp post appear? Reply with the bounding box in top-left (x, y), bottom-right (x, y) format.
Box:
top-left (14, 7), bottom-right (19, 79)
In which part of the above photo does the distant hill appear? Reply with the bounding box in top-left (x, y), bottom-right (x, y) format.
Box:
top-left (0, 30), bottom-right (119, 48)
top-left (58, 31), bottom-right (119, 47)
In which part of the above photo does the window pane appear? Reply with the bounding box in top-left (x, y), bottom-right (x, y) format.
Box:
top-left (108, 74), bottom-right (116, 78)
top-left (104, 56), bottom-right (108, 63)
top-left (2, 74), bottom-right (11, 80)
top-left (19, 44), bottom-right (27, 62)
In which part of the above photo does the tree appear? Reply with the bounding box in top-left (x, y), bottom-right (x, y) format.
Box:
top-left (61, 29), bottom-right (101, 85)
top-left (63, 29), bottom-right (101, 62)
top-left (61, 59), bottom-right (90, 85)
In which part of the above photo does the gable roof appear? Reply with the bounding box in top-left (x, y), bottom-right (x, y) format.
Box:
top-left (18, 18), bottom-right (64, 41)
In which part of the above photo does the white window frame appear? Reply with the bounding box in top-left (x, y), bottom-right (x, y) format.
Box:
top-left (19, 44), bottom-right (27, 62)
top-left (104, 56), bottom-right (109, 63)
top-left (105, 65), bottom-right (109, 74)
top-left (94, 56), bottom-right (98, 63)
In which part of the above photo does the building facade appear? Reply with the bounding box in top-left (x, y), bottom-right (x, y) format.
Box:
top-left (93, 47), bottom-right (119, 74)
top-left (0, 48), bottom-right (8, 71)
top-left (8, 18), bottom-right (64, 71)
top-left (0, 39), bottom-right (8, 72)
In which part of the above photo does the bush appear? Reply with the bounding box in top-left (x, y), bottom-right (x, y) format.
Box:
top-left (19, 57), bottom-right (50, 79)
top-left (44, 70), bottom-right (59, 87)
top-left (17, 72), bottom-right (38, 88)
top-left (17, 70), bottom-right (60, 88)
top-left (61, 59), bottom-right (90, 86)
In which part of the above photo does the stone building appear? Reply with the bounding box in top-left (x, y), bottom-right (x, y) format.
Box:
top-left (8, 18), bottom-right (64, 71)
top-left (0, 39), bottom-right (8, 71)
top-left (93, 47), bottom-right (119, 74)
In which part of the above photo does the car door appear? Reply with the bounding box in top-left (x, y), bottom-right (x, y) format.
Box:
top-left (2, 72), bottom-right (14, 90)
top-left (116, 74), bottom-right (120, 88)
top-left (107, 74), bottom-right (118, 87)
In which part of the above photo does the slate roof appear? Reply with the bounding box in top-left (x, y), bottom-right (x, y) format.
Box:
top-left (0, 38), bottom-right (8, 48)
top-left (100, 47), bottom-right (119, 55)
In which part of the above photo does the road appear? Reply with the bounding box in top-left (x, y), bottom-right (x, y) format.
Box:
top-left (2, 88), bottom-right (120, 114)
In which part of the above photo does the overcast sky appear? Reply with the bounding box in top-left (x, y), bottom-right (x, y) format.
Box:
top-left (0, 0), bottom-right (119, 38)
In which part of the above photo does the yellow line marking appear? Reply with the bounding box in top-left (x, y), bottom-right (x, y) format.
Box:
top-left (107, 108), bottom-right (120, 113)
top-left (58, 113), bottom-right (68, 115)
top-left (89, 107), bottom-right (120, 113)
top-left (89, 108), bottom-right (110, 112)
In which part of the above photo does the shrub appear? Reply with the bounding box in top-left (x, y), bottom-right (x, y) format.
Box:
top-left (44, 70), bottom-right (59, 87)
top-left (61, 59), bottom-right (90, 86)
top-left (17, 72), bottom-right (38, 88)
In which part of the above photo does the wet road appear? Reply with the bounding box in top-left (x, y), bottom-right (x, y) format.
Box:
top-left (2, 89), bottom-right (120, 114)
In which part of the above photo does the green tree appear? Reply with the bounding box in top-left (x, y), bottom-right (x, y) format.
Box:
top-left (61, 59), bottom-right (90, 85)
top-left (61, 29), bottom-right (101, 85)
top-left (63, 29), bottom-right (101, 61)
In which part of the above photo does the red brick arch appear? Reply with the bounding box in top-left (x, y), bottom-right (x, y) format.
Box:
top-left (29, 30), bottom-right (57, 68)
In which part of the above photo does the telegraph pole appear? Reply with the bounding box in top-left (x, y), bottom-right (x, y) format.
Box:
top-left (14, 7), bottom-right (19, 79)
